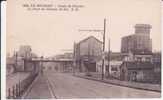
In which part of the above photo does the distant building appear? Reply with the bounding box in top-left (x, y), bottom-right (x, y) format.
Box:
top-left (105, 52), bottom-right (126, 61)
top-left (152, 52), bottom-right (161, 63)
top-left (54, 53), bottom-right (73, 59)
top-left (6, 57), bottom-right (16, 75)
top-left (43, 53), bottom-right (73, 72)
top-left (11, 52), bottom-right (25, 72)
top-left (43, 61), bottom-right (73, 73)
top-left (152, 52), bottom-right (161, 84)
top-left (74, 36), bottom-right (103, 72)
top-left (120, 62), bottom-right (155, 83)
top-left (96, 52), bottom-right (125, 77)
top-left (96, 60), bottom-right (122, 79)
top-left (119, 24), bottom-right (160, 83)
top-left (123, 52), bottom-right (153, 62)
top-left (18, 45), bottom-right (32, 58)
top-left (134, 24), bottom-right (151, 34)
top-left (10, 45), bottom-right (38, 72)
top-left (121, 24), bottom-right (152, 53)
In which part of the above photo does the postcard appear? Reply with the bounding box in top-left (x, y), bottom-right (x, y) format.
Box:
top-left (5, 0), bottom-right (161, 99)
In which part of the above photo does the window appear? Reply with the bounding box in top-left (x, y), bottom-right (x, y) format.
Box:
top-left (111, 66), bottom-right (118, 71)
top-left (146, 57), bottom-right (151, 62)
top-left (137, 57), bottom-right (142, 62)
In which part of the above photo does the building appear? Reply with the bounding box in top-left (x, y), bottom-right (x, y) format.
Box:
top-left (120, 61), bottom-right (155, 83)
top-left (10, 52), bottom-right (25, 72)
top-left (123, 52), bottom-right (153, 62)
top-left (9, 45), bottom-right (38, 72)
top-left (152, 52), bottom-right (161, 84)
top-left (6, 57), bottom-right (16, 75)
top-left (43, 53), bottom-right (74, 72)
top-left (42, 60), bottom-right (73, 73)
top-left (105, 52), bottom-right (126, 61)
top-left (54, 53), bottom-right (73, 59)
top-left (96, 60), bottom-right (122, 79)
top-left (119, 24), bottom-right (160, 83)
top-left (152, 52), bottom-right (161, 63)
top-left (121, 24), bottom-right (152, 53)
top-left (18, 45), bottom-right (32, 58)
top-left (96, 52), bottom-right (125, 77)
top-left (74, 36), bottom-right (103, 72)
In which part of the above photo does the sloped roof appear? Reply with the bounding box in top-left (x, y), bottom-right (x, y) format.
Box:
top-left (78, 36), bottom-right (103, 45)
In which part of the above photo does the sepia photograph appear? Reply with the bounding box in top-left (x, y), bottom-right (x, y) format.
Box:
top-left (4, 0), bottom-right (162, 99)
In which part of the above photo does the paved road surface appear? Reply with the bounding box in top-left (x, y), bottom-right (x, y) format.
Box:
top-left (24, 71), bottom-right (161, 99)
top-left (46, 71), bottom-right (161, 98)
top-left (24, 75), bottom-right (52, 99)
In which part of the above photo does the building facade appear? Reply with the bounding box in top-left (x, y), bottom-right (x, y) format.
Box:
top-left (120, 62), bottom-right (155, 83)
top-left (74, 36), bottom-right (103, 72)
top-left (43, 53), bottom-right (74, 72)
top-left (121, 24), bottom-right (152, 53)
top-left (96, 60), bottom-right (123, 79)
top-left (6, 57), bottom-right (16, 75)
top-left (119, 24), bottom-right (161, 83)
top-left (152, 52), bottom-right (161, 84)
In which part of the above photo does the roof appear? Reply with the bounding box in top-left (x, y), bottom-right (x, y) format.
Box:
top-left (122, 34), bottom-right (135, 39)
top-left (135, 24), bottom-right (152, 28)
top-left (121, 61), bottom-right (154, 70)
top-left (78, 36), bottom-right (103, 45)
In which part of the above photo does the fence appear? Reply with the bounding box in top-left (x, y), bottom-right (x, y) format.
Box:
top-left (7, 73), bottom-right (38, 99)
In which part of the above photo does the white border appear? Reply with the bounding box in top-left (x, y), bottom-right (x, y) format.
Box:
top-left (1, 1), bottom-right (6, 100)
top-left (1, 0), bottom-right (163, 100)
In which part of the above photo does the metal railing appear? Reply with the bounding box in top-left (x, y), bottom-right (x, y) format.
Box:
top-left (7, 73), bottom-right (38, 99)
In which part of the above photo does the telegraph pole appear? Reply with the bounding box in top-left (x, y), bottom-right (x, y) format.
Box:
top-left (40, 56), bottom-right (44, 75)
top-left (15, 51), bottom-right (18, 68)
top-left (73, 42), bottom-right (76, 75)
top-left (87, 41), bottom-right (91, 75)
top-left (107, 38), bottom-right (110, 78)
top-left (102, 18), bottom-right (106, 80)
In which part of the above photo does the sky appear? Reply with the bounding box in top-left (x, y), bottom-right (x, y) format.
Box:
top-left (7, 0), bottom-right (161, 57)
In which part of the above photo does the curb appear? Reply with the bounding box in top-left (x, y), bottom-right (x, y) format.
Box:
top-left (74, 75), bottom-right (161, 93)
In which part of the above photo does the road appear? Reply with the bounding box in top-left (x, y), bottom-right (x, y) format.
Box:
top-left (24, 71), bottom-right (161, 99)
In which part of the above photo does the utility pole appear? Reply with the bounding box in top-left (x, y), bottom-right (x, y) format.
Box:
top-left (102, 18), bottom-right (106, 80)
top-left (15, 51), bottom-right (18, 70)
top-left (73, 42), bottom-right (76, 75)
top-left (87, 42), bottom-right (91, 75)
top-left (40, 56), bottom-right (44, 75)
top-left (107, 38), bottom-right (110, 78)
